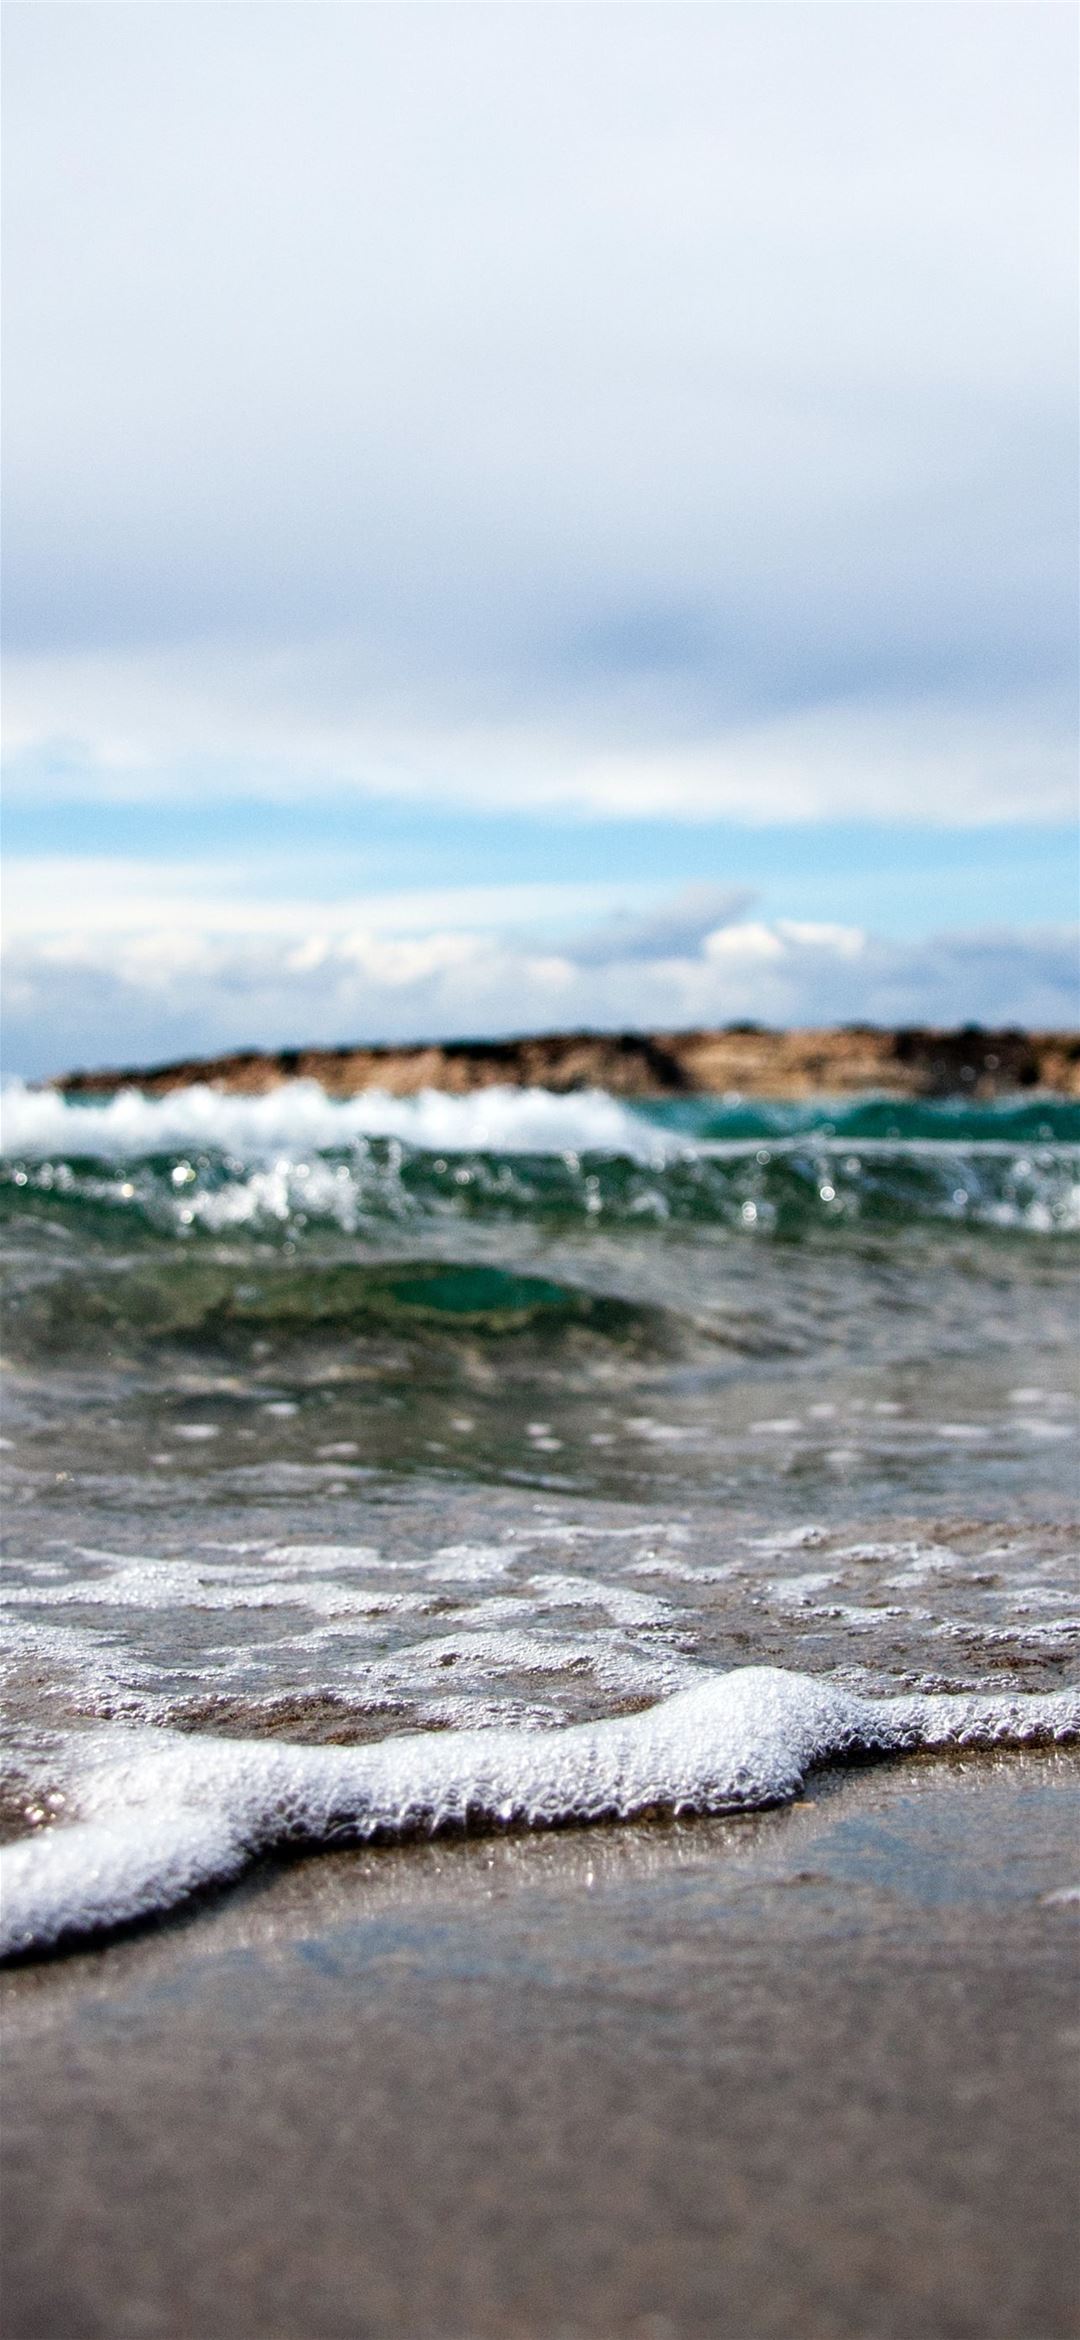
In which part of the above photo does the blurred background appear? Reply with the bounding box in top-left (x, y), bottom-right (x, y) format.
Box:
top-left (3, 1), bottom-right (1077, 1079)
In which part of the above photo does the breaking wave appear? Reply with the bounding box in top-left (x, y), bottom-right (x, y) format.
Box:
top-left (2, 1080), bottom-right (1078, 1241)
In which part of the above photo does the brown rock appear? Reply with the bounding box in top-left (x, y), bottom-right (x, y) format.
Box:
top-left (51, 1024), bottom-right (1080, 1101)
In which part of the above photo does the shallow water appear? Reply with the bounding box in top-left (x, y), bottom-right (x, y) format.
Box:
top-left (2, 1082), bottom-right (1077, 1947)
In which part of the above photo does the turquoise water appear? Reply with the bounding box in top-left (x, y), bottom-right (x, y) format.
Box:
top-left (1, 1081), bottom-right (1077, 1829)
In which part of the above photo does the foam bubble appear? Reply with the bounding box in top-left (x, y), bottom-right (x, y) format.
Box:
top-left (2, 1666), bottom-right (1076, 1957)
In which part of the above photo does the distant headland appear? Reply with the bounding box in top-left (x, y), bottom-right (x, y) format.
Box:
top-left (52, 1025), bottom-right (1080, 1100)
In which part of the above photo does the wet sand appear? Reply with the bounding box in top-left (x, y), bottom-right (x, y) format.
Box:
top-left (3, 1752), bottom-right (1079, 2340)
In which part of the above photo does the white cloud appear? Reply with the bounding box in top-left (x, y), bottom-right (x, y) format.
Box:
top-left (3, 4), bottom-right (1075, 824)
top-left (571, 885), bottom-right (754, 965)
top-left (4, 658), bottom-right (1074, 826)
top-left (3, 885), bottom-right (1075, 1079)
top-left (0, 859), bottom-right (642, 943)
top-left (705, 922), bottom-right (785, 962)
top-left (332, 931), bottom-right (486, 988)
top-left (776, 921), bottom-right (865, 958)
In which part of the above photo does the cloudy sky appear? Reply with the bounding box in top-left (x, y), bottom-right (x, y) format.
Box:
top-left (3, 1), bottom-right (1077, 1075)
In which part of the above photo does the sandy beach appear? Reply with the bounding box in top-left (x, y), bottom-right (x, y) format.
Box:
top-left (4, 1750), bottom-right (1078, 2340)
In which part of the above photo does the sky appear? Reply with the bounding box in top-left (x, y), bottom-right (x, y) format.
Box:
top-left (2, 0), bottom-right (1077, 1077)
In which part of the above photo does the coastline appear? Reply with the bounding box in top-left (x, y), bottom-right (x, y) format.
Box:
top-left (51, 1023), bottom-right (1080, 1102)
top-left (7, 1032), bottom-right (1078, 2338)
top-left (4, 1751), bottom-right (1078, 2340)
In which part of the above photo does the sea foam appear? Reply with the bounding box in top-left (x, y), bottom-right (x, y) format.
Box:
top-left (2, 1667), bottom-right (1076, 1957)
top-left (5, 1080), bottom-right (1077, 1237)
top-left (0, 1079), bottom-right (665, 1163)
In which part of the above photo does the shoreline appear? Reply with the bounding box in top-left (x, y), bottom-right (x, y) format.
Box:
top-left (4, 1751), bottom-right (1077, 2340)
top-left (51, 1023), bottom-right (1080, 1102)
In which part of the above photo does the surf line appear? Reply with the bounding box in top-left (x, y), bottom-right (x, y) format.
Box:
top-left (3, 1666), bottom-right (1077, 1957)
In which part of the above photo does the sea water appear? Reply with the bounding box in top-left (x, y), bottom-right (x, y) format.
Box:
top-left (2, 1082), bottom-right (1077, 1949)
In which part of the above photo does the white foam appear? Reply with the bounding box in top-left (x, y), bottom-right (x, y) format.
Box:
top-left (0, 1080), bottom-right (670, 1164)
top-left (5, 1082), bottom-right (1077, 1233)
top-left (0, 1612), bottom-right (182, 1730)
top-left (427, 1544), bottom-right (515, 1584)
top-left (525, 1571), bottom-right (673, 1626)
top-left (768, 1572), bottom-right (839, 1606)
top-left (745, 1526), bottom-right (829, 1552)
top-left (2, 1666), bottom-right (1076, 1957)
top-left (8, 1554), bottom-right (421, 1622)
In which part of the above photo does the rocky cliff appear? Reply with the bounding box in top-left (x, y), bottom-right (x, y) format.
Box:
top-left (53, 1025), bottom-right (1080, 1099)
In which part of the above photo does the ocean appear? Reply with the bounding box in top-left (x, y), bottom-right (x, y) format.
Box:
top-left (2, 1079), bottom-right (1078, 1953)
